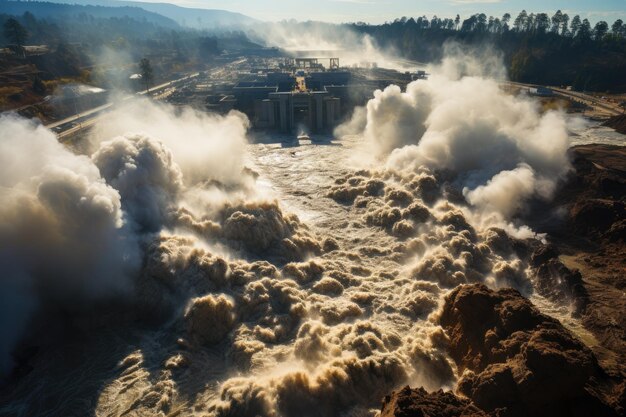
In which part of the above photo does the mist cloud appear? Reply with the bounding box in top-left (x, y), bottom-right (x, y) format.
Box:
top-left (338, 48), bottom-right (571, 221)
top-left (0, 99), bottom-right (256, 375)
top-left (90, 100), bottom-right (251, 188)
top-left (0, 115), bottom-right (138, 375)
top-left (92, 133), bottom-right (184, 232)
top-left (249, 21), bottom-right (408, 69)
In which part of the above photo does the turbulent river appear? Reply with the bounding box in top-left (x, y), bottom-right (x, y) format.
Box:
top-left (569, 120), bottom-right (625, 147)
top-left (1, 54), bottom-right (624, 416)
top-left (3, 125), bottom-right (619, 417)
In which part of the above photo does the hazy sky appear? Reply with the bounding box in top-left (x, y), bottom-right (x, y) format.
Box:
top-left (131, 0), bottom-right (626, 24)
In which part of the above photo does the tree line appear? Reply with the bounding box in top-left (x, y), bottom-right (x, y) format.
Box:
top-left (359, 10), bottom-right (625, 41)
top-left (349, 11), bottom-right (626, 92)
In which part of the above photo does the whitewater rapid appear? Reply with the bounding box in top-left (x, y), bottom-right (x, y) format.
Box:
top-left (3, 54), bottom-right (623, 414)
top-left (1, 124), bottom-right (619, 417)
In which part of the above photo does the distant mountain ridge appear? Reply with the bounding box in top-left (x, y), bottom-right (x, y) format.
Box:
top-left (31, 0), bottom-right (258, 28)
top-left (114, 1), bottom-right (257, 28)
top-left (0, 0), bottom-right (180, 28)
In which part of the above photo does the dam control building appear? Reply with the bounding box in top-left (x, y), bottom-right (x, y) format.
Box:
top-left (230, 65), bottom-right (355, 133)
top-left (174, 57), bottom-right (417, 133)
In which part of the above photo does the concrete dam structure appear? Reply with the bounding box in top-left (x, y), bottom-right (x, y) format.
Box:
top-left (232, 69), bottom-right (351, 133)
top-left (255, 91), bottom-right (341, 133)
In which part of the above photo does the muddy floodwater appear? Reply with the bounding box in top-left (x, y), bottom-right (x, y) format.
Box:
top-left (1, 105), bottom-right (623, 417)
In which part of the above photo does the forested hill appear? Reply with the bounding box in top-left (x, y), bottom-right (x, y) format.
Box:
top-left (350, 11), bottom-right (626, 92)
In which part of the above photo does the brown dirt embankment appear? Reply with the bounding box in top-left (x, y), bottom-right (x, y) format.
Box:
top-left (544, 144), bottom-right (626, 375)
top-left (604, 114), bottom-right (626, 135)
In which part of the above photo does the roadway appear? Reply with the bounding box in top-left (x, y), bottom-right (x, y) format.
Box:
top-left (505, 81), bottom-right (623, 116)
top-left (47, 63), bottom-right (247, 140)
top-left (549, 87), bottom-right (622, 116)
top-left (47, 72), bottom-right (200, 139)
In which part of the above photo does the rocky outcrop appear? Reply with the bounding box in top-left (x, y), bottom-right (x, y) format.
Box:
top-left (378, 284), bottom-right (624, 417)
top-left (380, 386), bottom-right (488, 417)
top-left (562, 145), bottom-right (626, 243)
top-left (439, 284), bottom-right (620, 417)
top-left (571, 199), bottom-right (626, 241)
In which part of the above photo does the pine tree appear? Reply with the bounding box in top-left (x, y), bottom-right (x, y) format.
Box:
top-left (139, 58), bottom-right (154, 93)
top-left (3, 18), bottom-right (28, 57)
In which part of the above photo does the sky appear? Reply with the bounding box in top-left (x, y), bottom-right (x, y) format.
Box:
top-left (130, 0), bottom-right (626, 24)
